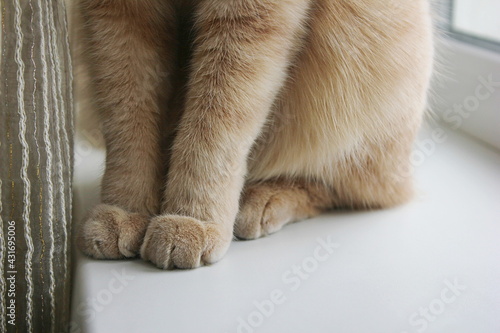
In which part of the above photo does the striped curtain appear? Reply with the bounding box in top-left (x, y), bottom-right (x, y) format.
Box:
top-left (0, 1), bottom-right (74, 332)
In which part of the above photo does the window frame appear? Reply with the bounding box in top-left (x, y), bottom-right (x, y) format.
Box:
top-left (430, 0), bottom-right (500, 151)
top-left (446, 0), bottom-right (500, 53)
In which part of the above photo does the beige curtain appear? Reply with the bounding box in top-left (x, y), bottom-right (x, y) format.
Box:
top-left (0, 0), bottom-right (74, 332)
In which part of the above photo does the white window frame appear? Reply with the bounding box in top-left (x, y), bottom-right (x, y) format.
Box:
top-left (431, 0), bottom-right (500, 150)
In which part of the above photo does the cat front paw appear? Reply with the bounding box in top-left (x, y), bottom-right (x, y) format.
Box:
top-left (77, 204), bottom-right (150, 259)
top-left (140, 215), bottom-right (231, 269)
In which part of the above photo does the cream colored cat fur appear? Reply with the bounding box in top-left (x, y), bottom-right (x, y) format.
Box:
top-left (77, 0), bottom-right (434, 269)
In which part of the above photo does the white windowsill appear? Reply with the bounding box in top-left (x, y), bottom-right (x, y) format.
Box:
top-left (70, 125), bottom-right (500, 333)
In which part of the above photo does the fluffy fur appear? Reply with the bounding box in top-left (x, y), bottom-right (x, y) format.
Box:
top-left (77, 0), bottom-right (434, 269)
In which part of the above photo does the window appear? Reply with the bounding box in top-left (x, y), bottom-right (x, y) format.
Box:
top-left (450, 0), bottom-right (500, 51)
top-left (431, 0), bottom-right (500, 150)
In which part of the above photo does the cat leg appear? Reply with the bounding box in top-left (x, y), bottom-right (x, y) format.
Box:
top-left (140, 0), bottom-right (313, 269)
top-left (238, 0), bottom-right (433, 239)
top-left (77, 1), bottom-right (176, 259)
top-left (236, 138), bottom-right (417, 241)
top-left (242, 0), bottom-right (433, 231)
top-left (235, 180), bottom-right (335, 240)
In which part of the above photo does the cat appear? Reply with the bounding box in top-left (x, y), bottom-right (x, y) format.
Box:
top-left (76, 0), bottom-right (434, 269)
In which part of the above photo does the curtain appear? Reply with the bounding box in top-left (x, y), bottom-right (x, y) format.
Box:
top-left (0, 0), bottom-right (74, 332)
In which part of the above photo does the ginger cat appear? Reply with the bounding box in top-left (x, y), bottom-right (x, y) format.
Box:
top-left (77, 0), bottom-right (434, 269)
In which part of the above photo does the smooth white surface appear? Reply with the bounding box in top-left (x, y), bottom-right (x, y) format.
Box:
top-left (70, 126), bottom-right (500, 333)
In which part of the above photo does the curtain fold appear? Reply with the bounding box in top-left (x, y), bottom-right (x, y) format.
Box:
top-left (0, 1), bottom-right (74, 332)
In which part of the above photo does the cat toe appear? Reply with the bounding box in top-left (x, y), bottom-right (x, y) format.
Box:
top-left (140, 215), bottom-right (231, 270)
top-left (77, 204), bottom-right (150, 259)
top-left (235, 186), bottom-right (292, 240)
top-left (235, 181), bottom-right (324, 240)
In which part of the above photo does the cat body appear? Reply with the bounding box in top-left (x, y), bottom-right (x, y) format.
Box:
top-left (77, 0), bottom-right (434, 269)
